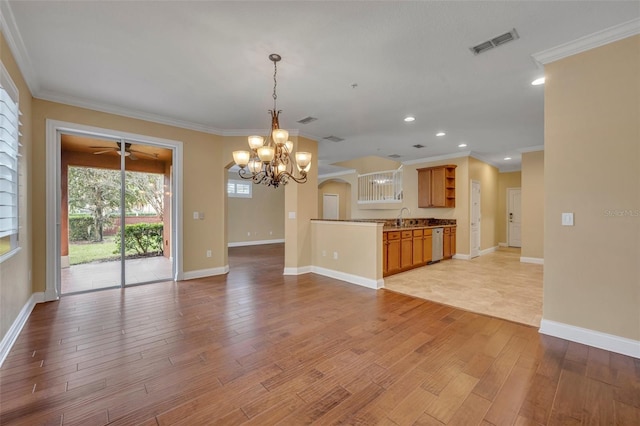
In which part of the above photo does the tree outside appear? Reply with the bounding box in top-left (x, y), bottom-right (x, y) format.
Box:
top-left (68, 166), bottom-right (165, 264)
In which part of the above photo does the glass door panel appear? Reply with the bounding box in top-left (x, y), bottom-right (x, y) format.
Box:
top-left (123, 140), bottom-right (174, 286)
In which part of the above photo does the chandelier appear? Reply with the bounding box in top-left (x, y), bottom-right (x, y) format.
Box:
top-left (232, 53), bottom-right (312, 188)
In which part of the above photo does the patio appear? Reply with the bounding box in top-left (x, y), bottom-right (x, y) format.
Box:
top-left (61, 255), bottom-right (173, 294)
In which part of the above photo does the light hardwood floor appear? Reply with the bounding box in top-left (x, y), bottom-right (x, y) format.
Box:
top-left (0, 244), bottom-right (637, 425)
top-left (384, 247), bottom-right (543, 327)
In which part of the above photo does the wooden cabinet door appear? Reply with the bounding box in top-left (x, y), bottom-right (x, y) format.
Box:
top-left (430, 167), bottom-right (446, 207)
top-left (443, 227), bottom-right (452, 258)
top-left (450, 227), bottom-right (456, 257)
top-left (423, 231), bottom-right (432, 263)
top-left (417, 169), bottom-right (432, 208)
top-left (387, 239), bottom-right (401, 273)
top-left (412, 232), bottom-right (423, 266)
top-left (383, 233), bottom-right (388, 275)
top-left (401, 231), bottom-right (413, 269)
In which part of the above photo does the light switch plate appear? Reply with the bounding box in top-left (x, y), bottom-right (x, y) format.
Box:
top-left (562, 212), bottom-right (574, 226)
top-left (288, 211), bottom-right (296, 219)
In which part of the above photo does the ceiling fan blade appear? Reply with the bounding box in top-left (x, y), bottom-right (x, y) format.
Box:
top-left (90, 146), bottom-right (116, 149)
top-left (93, 149), bottom-right (116, 155)
top-left (128, 153), bottom-right (139, 160)
top-left (130, 149), bottom-right (158, 159)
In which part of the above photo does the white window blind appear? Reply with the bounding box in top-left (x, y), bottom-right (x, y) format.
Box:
top-left (0, 61), bottom-right (20, 259)
top-left (227, 179), bottom-right (252, 198)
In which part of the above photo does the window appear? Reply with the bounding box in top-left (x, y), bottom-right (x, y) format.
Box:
top-left (227, 179), bottom-right (252, 198)
top-left (0, 62), bottom-right (20, 260)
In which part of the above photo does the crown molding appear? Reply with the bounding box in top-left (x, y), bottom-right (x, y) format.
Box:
top-left (519, 145), bottom-right (544, 153)
top-left (0, 0), bottom-right (39, 95)
top-left (469, 151), bottom-right (501, 169)
top-left (532, 18), bottom-right (640, 66)
top-left (403, 151), bottom-right (471, 166)
top-left (36, 90), bottom-right (225, 135)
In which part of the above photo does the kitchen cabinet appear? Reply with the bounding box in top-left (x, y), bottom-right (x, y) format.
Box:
top-left (417, 165), bottom-right (456, 208)
top-left (412, 229), bottom-right (423, 266)
top-left (451, 226), bottom-right (456, 257)
top-left (386, 231), bottom-right (401, 275)
top-left (443, 227), bottom-right (453, 259)
top-left (401, 230), bottom-right (413, 269)
top-left (422, 229), bottom-right (433, 263)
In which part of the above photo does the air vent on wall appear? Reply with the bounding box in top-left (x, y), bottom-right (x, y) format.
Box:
top-left (297, 116), bottom-right (318, 124)
top-left (323, 135), bottom-right (344, 142)
top-left (388, 154), bottom-right (401, 158)
top-left (412, 144), bottom-right (425, 149)
top-left (470, 28), bottom-right (519, 55)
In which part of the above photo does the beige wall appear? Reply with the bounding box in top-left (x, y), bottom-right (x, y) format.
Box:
top-left (318, 180), bottom-right (351, 219)
top-left (521, 151), bottom-right (544, 259)
top-left (496, 172), bottom-right (522, 245)
top-left (544, 35), bottom-right (639, 340)
top-left (32, 100), bottom-right (227, 282)
top-left (311, 221), bottom-right (382, 282)
top-left (0, 31), bottom-right (33, 340)
top-left (334, 155), bottom-right (401, 175)
top-left (469, 157), bottom-right (499, 250)
top-left (284, 136), bottom-right (318, 270)
top-left (227, 171), bottom-right (284, 243)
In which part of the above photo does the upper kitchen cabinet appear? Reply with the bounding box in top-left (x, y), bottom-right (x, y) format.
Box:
top-left (417, 165), bottom-right (456, 208)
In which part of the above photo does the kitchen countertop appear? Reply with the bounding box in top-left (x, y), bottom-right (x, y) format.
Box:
top-left (383, 224), bottom-right (456, 231)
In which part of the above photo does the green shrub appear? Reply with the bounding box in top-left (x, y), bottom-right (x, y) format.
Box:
top-left (69, 214), bottom-right (95, 241)
top-left (114, 223), bottom-right (163, 256)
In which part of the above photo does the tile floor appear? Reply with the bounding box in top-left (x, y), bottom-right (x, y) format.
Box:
top-left (383, 247), bottom-right (543, 326)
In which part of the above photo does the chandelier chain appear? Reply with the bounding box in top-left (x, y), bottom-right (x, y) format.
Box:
top-left (272, 60), bottom-right (278, 111)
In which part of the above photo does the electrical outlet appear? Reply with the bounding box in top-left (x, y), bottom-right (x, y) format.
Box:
top-left (333, 251), bottom-right (338, 260)
top-left (562, 212), bottom-right (574, 226)
top-left (269, 230), bottom-right (273, 236)
top-left (247, 232), bottom-right (251, 236)
top-left (322, 250), bottom-right (326, 257)
top-left (193, 211), bottom-right (199, 220)
top-left (206, 250), bottom-right (212, 258)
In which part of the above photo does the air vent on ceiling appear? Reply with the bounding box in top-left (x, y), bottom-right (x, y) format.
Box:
top-left (297, 116), bottom-right (318, 124)
top-left (470, 28), bottom-right (519, 55)
top-left (412, 144), bottom-right (425, 149)
top-left (323, 135), bottom-right (344, 143)
top-left (388, 154), bottom-right (401, 158)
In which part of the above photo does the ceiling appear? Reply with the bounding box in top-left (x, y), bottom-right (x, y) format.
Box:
top-left (3, 1), bottom-right (639, 174)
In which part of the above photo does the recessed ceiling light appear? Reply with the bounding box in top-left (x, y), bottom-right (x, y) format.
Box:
top-left (531, 77), bottom-right (545, 86)
top-left (504, 157), bottom-right (512, 160)
top-left (436, 132), bottom-right (446, 137)
top-left (404, 116), bottom-right (415, 122)
top-left (458, 143), bottom-right (467, 148)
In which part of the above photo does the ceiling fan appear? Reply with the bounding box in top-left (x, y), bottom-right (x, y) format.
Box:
top-left (91, 142), bottom-right (158, 160)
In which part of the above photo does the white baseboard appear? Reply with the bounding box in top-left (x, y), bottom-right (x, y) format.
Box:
top-left (311, 266), bottom-right (383, 290)
top-left (540, 319), bottom-right (640, 359)
top-left (182, 265), bottom-right (229, 280)
top-left (480, 246), bottom-right (498, 256)
top-left (521, 256), bottom-right (544, 265)
top-left (453, 253), bottom-right (471, 260)
top-left (0, 292), bottom-right (44, 368)
top-left (498, 242), bottom-right (508, 247)
top-left (283, 266), bottom-right (312, 275)
top-left (228, 239), bottom-right (284, 248)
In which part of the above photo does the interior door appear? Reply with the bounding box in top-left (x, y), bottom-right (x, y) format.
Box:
top-left (470, 180), bottom-right (481, 258)
top-left (507, 188), bottom-right (522, 247)
top-left (322, 193), bottom-right (339, 220)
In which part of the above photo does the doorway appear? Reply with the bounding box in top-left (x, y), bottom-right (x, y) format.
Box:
top-left (45, 120), bottom-right (183, 300)
top-left (322, 194), bottom-right (339, 220)
top-left (507, 188), bottom-right (522, 247)
top-left (470, 180), bottom-right (481, 258)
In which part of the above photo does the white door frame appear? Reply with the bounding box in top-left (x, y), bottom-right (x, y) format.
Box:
top-left (470, 180), bottom-right (481, 258)
top-left (322, 193), bottom-right (339, 220)
top-left (507, 187), bottom-right (522, 247)
top-left (45, 119), bottom-right (184, 301)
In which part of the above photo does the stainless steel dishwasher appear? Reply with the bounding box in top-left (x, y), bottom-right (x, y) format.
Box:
top-left (431, 228), bottom-right (444, 263)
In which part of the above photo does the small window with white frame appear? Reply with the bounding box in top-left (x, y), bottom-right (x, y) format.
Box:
top-left (227, 179), bottom-right (252, 198)
top-left (0, 61), bottom-right (21, 261)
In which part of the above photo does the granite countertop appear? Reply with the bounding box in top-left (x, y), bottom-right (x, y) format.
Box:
top-left (311, 218), bottom-right (456, 230)
top-left (382, 224), bottom-right (456, 231)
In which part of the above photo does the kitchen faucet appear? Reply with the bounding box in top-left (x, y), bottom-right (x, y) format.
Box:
top-left (396, 207), bottom-right (411, 227)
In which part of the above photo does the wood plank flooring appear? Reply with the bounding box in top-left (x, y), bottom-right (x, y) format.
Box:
top-left (1, 244), bottom-right (638, 425)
